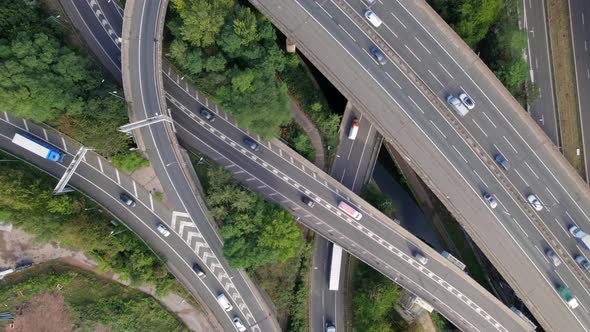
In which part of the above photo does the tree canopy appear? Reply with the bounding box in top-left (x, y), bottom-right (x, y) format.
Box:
top-left (0, 0), bottom-right (133, 157)
top-left (167, 2), bottom-right (292, 139)
top-left (205, 166), bottom-right (303, 269)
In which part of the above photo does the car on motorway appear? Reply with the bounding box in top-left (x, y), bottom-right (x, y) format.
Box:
top-left (446, 95), bottom-right (469, 117)
top-left (494, 154), bottom-right (510, 170)
top-left (483, 193), bottom-right (497, 209)
top-left (527, 194), bottom-right (543, 211)
top-left (192, 263), bottom-right (206, 277)
top-left (119, 192), bottom-right (136, 207)
top-left (459, 92), bottom-right (475, 109)
top-left (348, 118), bottom-right (360, 139)
top-left (232, 317), bottom-right (246, 332)
top-left (326, 323), bottom-right (336, 332)
top-left (546, 249), bottom-right (561, 267)
top-left (156, 223), bottom-right (171, 237)
top-left (242, 136), bottom-right (260, 152)
top-left (370, 47), bottom-right (387, 65)
top-left (414, 252), bottom-right (428, 265)
top-left (199, 108), bottom-right (215, 121)
top-left (302, 196), bottom-right (315, 208)
top-left (575, 255), bottom-right (590, 272)
top-left (216, 293), bottom-right (233, 311)
top-left (364, 9), bottom-right (382, 27)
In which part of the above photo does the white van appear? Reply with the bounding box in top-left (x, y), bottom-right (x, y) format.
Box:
top-left (446, 95), bottom-right (469, 117)
top-left (364, 9), bottom-right (383, 27)
top-left (348, 119), bottom-right (359, 140)
top-left (216, 293), bottom-right (233, 311)
top-left (338, 201), bottom-right (362, 220)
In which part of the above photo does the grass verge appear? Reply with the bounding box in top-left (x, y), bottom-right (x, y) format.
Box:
top-left (547, 0), bottom-right (585, 177)
top-left (0, 261), bottom-right (188, 331)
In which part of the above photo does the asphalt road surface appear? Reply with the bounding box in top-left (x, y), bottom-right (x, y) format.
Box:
top-left (64, 0), bottom-right (538, 330)
top-left (66, 0), bottom-right (279, 330)
top-left (250, 0), bottom-right (590, 330)
top-left (310, 106), bottom-right (382, 332)
top-left (569, 0), bottom-right (590, 180)
top-left (523, 0), bottom-right (559, 146)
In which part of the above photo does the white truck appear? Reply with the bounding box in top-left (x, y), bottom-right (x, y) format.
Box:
top-left (328, 244), bottom-right (343, 291)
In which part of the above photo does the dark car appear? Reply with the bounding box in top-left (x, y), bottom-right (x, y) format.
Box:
top-left (192, 263), bottom-right (206, 277)
top-left (119, 192), bottom-right (136, 207)
top-left (199, 108), bottom-right (215, 121)
top-left (494, 154), bottom-right (510, 170)
top-left (302, 196), bottom-right (315, 208)
top-left (243, 137), bottom-right (260, 152)
top-left (370, 46), bottom-right (387, 65)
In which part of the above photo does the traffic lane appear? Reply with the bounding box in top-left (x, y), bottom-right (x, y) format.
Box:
top-left (316, 0), bottom-right (456, 94)
top-left (94, 0), bottom-right (124, 36)
top-left (125, 1), bottom-right (277, 330)
top-left (171, 110), bottom-right (534, 332)
top-left (256, 0), bottom-right (582, 329)
top-left (385, 0), bottom-right (590, 231)
top-left (310, 237), bottom-right (337, 332)
top-left (570, 0), bottom-right (590, 179)
top-left (345, 0), bottom-right (590, 293)
top-left (60, 0), bottom-right (122, 81)
top-left (525, 0), bottom-right (559, 144)
top-left (0, 129), bottom-right (250, 332)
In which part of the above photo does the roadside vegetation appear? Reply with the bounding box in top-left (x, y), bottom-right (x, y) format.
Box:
top-left (280, 58), bottom-right (341, 159)
top-left (360, 182), bottom-right (396, 217)
top-left (0, 262), bottom-right (187, 331)
top-left (191, 153), bottom-right (309, 329)
top-left (428, 0), bottom-right (536, 106)
top-left (166, 0), bottom-right (341, 163)
top-left (0, 0), bottom-right (146, 167)
top-left (546, 0), bottom-right (584, 176)
top-left (0, 152), bottom-right (176, 294)
top-left (351, 262), bottom-right (406, 332)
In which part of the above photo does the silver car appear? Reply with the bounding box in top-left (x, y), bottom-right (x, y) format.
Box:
top-left (414, 252), bottom-right (428, 265)
top-left (446, 95), bottom-right (469, 117)
top-left (527, 194), bottom-right (543, 211)
top-left (483, 193), bottom-right (498, 209)
top-left (546, 249), bottom-right (561, 267)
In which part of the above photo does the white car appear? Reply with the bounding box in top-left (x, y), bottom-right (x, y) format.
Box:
top-left (156, 223), bottom-right (171, 237)
top-left (414, 252), bottom-right (428, 265)
top-left (446, 95), bottom-right (469, 117)
top-left (459, 92), bottom-right (475, 109)
top-left (546, 249), bottom-right (561, 267)
top-left (483, 193), bottom-right (498, 209)
top-left (527, 194), bottom-right (543, 211)
top-left (364, 9), bottom-right (383, 27)
top-left (232, 317), bottom-right (246, 332)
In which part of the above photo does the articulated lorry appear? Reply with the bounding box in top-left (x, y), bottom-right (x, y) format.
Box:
top-left (11, 133), bottom-right (65, 162)
top-left (570, 226), bottom-right (590, 250)
top-left (558, 286), bottom-right (579, 309)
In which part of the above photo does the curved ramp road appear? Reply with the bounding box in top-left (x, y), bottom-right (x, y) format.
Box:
top-left (250, 0), bottom-right (590, 330)
top-left (69, 0), bottom-right (533, 330)
top-left (121, 0), bottom-right (278, 331)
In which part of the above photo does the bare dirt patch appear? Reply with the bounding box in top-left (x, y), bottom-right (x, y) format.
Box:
top-left (9, 292), bottom-right (73, 332)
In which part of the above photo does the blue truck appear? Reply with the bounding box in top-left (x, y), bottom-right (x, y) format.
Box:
top-left (12, 133), bottom-right (65, 162)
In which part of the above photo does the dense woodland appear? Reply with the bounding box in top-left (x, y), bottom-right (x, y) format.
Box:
top-left (0, 0), bottom-right (139, 162)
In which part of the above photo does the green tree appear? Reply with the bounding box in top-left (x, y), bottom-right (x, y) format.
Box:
top-left (171, 0), bottom-right (234, 47)
top-left (216, 72), bottom-right (291, 139)
top-left (455, 0), bottom-right (503, 48)
top-left (112, 152), bottom-right (150, 173)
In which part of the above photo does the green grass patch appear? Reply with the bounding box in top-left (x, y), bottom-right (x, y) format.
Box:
top-left (112, 151), bottom-right (150, 173)
top-left (0, 262), bottom-right (188, 331)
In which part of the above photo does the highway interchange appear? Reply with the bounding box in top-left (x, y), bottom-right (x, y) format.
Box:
top-left (252, 0), bottom-right (590, 330)
top-left (4, 0), bottom-right (590, 331)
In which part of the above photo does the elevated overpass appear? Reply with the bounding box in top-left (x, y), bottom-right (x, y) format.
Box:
top-left (250, 0), bottom-right (590, 330)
